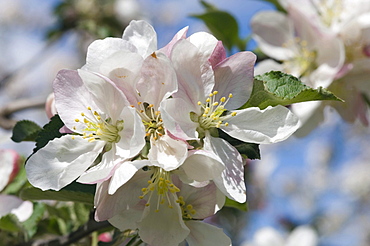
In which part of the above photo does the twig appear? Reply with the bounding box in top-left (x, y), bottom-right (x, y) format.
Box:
top-left (0, 98), bottom-right (46, 130)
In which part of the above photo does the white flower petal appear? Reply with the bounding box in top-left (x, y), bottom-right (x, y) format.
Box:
top-left (251, 11), bottom-right (295, 60)
top-left (83, 37), bottom-right (136, 72)
top-left (185, 221), bottom-right (231, 246)
top-left (77, 147), bottom-right (119, 184)
top-left (137, 193), bottom-right (190, 246)
top-left (205, 135), bottom-right (246, 203)
top-left (108, 160), bottom-right (151, 195)
top-left (26, 135), bottom-right (105, 191)
top-left (222, 105), bottom-right (300, 144)
top-left (115, 106), bottom-right (146, 158)
top-left (171, 39), bottom-right (207, 107)
top-left (148, 135), bottom-right (188, 171)
top-left (53, 70), bottom-right (98, 132)
top-left (94, 171), bottom-right (149, 221)
top-left (136, 52), bottom-right (178, 108)
top-left (0, 195), bottom-right (33, 222)
top-left (181, 150), bottom-right (225, 182)
top-left (77, 69), bottom-right (129, 120)
top-left (161, 97), bottom-right (199, 140)
top-left (122, 20), bottom-right (157, 58)
top-left (213, 51), bottom-right (256, 110)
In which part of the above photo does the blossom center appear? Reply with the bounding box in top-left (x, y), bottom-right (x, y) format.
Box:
top-left (133, 102), bottom-right (165, 140)
top-left (316, 0), bottom-right (343, 27)
top-left (139, 167), bottom-right (180, 212)
top-left (195, 91), bottom-right (237, 130)
top-left (282, 37), bottom-right (317, 77)
top-left (73, 107), bottom-right (123, 143)
top-left (176, 196), bottom-right (197, 220)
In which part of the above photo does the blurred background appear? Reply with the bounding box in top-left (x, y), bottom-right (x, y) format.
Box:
top-left (1, 0), bottom-right (370, 245)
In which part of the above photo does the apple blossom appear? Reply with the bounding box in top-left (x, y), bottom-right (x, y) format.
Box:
top-left (26, 69), bottom-right (146, 191)
top-left (161, 37), bottom-right (300, 203)
top-left (94, 169), bottom-right (229, 246)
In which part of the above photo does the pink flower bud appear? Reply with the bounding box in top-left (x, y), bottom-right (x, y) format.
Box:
top-left (45, 93), bottom-right (57, 118)
top-left (0, 149), bottom-right (21, 192)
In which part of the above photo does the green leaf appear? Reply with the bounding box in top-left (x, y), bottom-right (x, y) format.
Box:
top-left (11, 120), bottom-right (42, 142)
top-left (192, 4), bottom-right (243, 51)
top-left (242, 71), bottom-right (343, 110)
top-left (224, 197), bottom-right (248, 212)
top-left (0, 214), bottom-right (23, 232)
top-left (22, 203), bottom-right (45, 238)
top-left (33, 114), bottom-right (65, 153)
top-left (20, 186), bottom-right (94, 205)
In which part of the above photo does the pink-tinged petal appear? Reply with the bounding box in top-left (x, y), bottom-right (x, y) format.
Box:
top-left (83, 37), bottom-right (136, 72)
top-left (26, 135), bottom-right (105, 191)
top-left (0, 195), bottom-right (33, 222)
top-left (181, 149), bottom-right (224, 182)
top-left (254, 59), bottom-right (284, 76)
top-left (251, 11), bottom-right (295, 60)
top-left (77, 148), bottom-right (120, 184)
top-left (205, 135), bottom-right (246, 203)
top-left (77, 69), bottom-right (129, 121)
top-left (0, 149), bottom-right (20, 192)
top-left (176, 178), bottom-right (225, 219)
top-left (159, 26), bottom-right (189, 57)
top-left (108, 160), bottom-right (151, 195)
top-left (148, 135), bottom-right (188, 171)
top-left (187, 32), bottom-right (218, 64)
top-left (94, 170), bottom-right (149, 221)
top-left (213, 51), bottom-right (256, 110)
top-left (171, 39), bottom-right (207, 107)
top-left (122, 20), bottom-right (157, 58)
top-left (137, 194), bottom-right (190, 246)
top-left (222, 105), bottom-right (300, 144)
top-left (53, 70), bottom-right (98, 132)
top-left (161, 98), bottom-right (199, 140)
top-left (115, 106), bottom-right (146, 158)
top-left (45, 93), bottom-right (57, 118)
top-left (185, 221), bottom-right (231, 246)
top-left (209, 41), bottom-right (226, 68)
top-left (136, 52), bottom-right (177, 108)
top-left (99, 50), bottom-right (144, 105)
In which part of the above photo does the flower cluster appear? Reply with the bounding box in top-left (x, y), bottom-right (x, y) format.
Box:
top-left (25, 20), bottom-right (300, 245)
top-left (252, 0), bottom-right (370, 135)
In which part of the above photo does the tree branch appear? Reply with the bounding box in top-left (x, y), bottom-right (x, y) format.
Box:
top-left (0, 98), bottom-right (45, 130)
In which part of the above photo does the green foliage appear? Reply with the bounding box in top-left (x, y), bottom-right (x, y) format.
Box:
top-left (192, 1), bottom-right (247, 51)
top-left (22, 203), bottom-right (46, 238)
top-left (242, 71), bottom-right (343, 109)
top-left (20, 185), bottom-right (94, 205)
top-left (11, 120), bottom-right (42, 142)
top-left (33, 114), bottom-right (65, 155)
top-left (224, 197), bottom-right (249, 212)
top-left (0, 213), bottom-right (23, 232)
